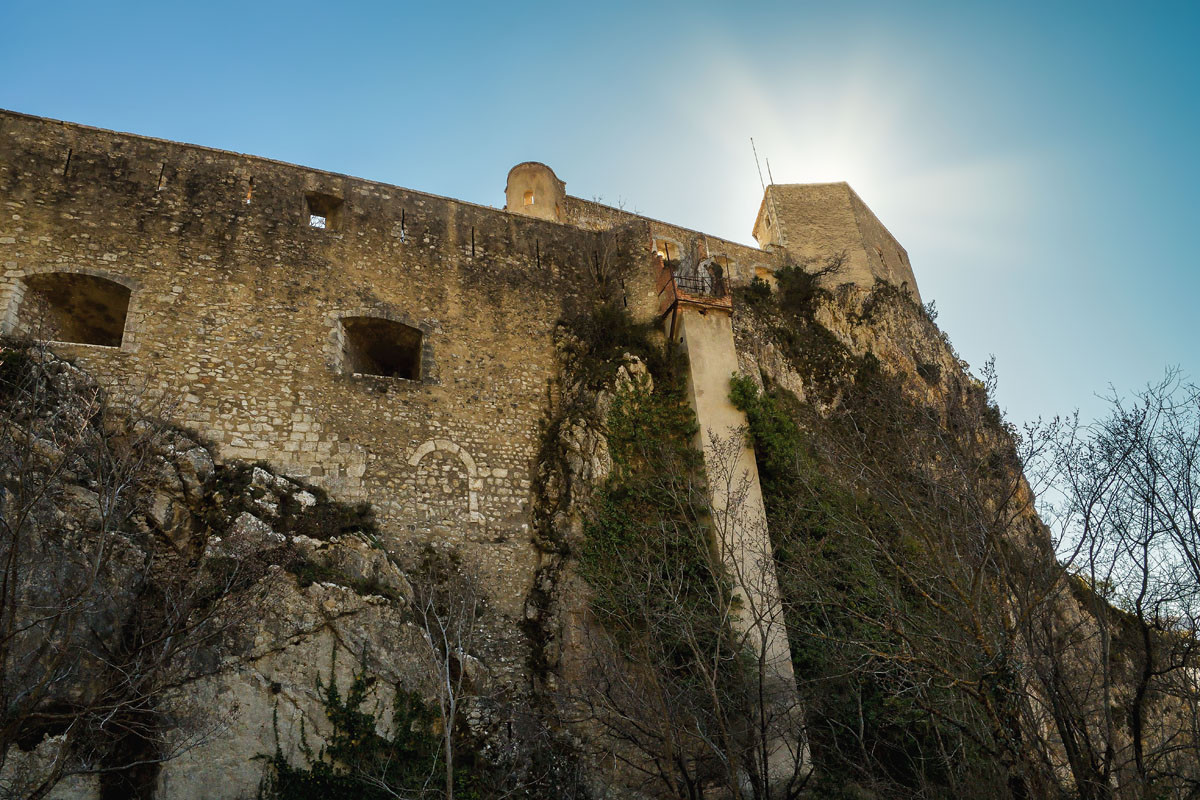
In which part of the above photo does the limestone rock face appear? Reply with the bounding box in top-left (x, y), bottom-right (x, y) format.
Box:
top-left (156, 571), bottom-right (426, 800)
top-left (734, 283), bottom-right (965, 417)
top-left (291, 532), bottom-right (413, 601)
top-left (0, 347), bottom-right (441, 800)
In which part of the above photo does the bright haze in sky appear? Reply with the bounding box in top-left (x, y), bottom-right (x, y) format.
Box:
top-left (3, 0), bottom-right (1197, 428)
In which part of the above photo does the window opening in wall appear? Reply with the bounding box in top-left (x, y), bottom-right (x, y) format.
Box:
top-left (19, 272), bottom-right (131, 347)
top-left (653, 238), bottom-right (681, 267)
top-left (245, 177), bottom-right (254, 205)
top-left (711, 255), bottom-right (732, 286)
top-left (340, 317), bottom-right (422, 380)
top-left (62, 148), bottom-right (72, 181)
top-left (156, 163), bottom-right (166, 191)
top-left (306, 192), bottom-right (343, 230)
top-left (698, 257), bottom-right (728, 297)
top-left (523, 190), bottom-right (534, 206)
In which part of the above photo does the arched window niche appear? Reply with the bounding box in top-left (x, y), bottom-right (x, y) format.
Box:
top-left (17, 271), bottom-right (132, 348)
top-left (754, 265), bottom-right (777, 287)
top-left (653, 237), bottom-right (682, 268)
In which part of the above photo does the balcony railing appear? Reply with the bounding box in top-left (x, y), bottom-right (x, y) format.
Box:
top-left (657, 260), bottom-right (732, 317)
top-left (672, 273), bottom-right (727, 298)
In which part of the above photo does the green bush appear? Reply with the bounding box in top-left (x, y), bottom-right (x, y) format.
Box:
top-left (561, 300), bottom-right (676, 387)
top-left (744, 276), bottom-right (772, 305)
top-left (775, 264), bottom-right (829, 319)
top-left (579, 369), bottom-right (712, 634)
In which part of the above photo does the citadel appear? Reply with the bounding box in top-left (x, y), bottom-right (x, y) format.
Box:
top-left (0, 108), bottom-right (917, 616)
top-left (0, 109), bottom-right (923, 797)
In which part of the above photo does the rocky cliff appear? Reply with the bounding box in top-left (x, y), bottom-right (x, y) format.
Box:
top-left (0, 341), bottom-right (573, 800)
top-left (3, 265), bottom-right (1197, 800)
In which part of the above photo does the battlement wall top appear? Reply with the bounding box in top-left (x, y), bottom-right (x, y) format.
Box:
top-left (559, 195), bottom-right (782, 285)
top-left (0, 108), bottom-right (599, 247)
top-left (1, 107), bottom-right (917, 304)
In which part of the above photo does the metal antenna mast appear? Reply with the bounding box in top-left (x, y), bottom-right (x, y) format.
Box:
top-left (750, 137), bottom-right (766, 190)
top-left (766, 157), bottom-right (775, 186)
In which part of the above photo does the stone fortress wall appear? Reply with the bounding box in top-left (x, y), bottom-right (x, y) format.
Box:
top-left (753, 182), bottom-right (920, 302)
top-left (0, 109), bottom-right (918, 637)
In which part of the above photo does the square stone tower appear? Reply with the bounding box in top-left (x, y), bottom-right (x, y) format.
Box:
top-left (753, 182), bottom-right (921, 302)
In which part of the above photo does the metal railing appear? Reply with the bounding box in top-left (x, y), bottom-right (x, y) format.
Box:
top-left (672, 273), bottom-right (728, 299)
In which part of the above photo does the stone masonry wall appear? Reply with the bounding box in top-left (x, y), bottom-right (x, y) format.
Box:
top-left (0, 111), bottom-right (653, 649)
top-left (759, 182), bottom-right (921, 302)
top-left (563, 195), bottom-right (783, 286)
top-left (0, 109), bottom-right (918, 682)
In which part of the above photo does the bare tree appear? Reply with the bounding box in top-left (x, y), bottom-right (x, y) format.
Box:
top-left (409, 546), bottom-right (485, 800)
top-left (748, 349), bottom-right (1200, 799)
top-left (1035, 372), bottom-right (1200, 798)
top-left (704, 429), bottom-right (808, 799)
top-left (573, 378), bottom-right (808, 799)
top-left (0, 339), bottom-right (244, 798)
top-left (741, 356), bottom-right (1068, 798)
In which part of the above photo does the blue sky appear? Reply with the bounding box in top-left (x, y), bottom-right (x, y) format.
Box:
top-left (4, 0), bottom-right (1197, 427)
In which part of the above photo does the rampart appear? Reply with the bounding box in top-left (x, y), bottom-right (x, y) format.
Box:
top-left (0, 111), bottom-right (635, 632)
top-left (0, 109), bottom-right (918, 662)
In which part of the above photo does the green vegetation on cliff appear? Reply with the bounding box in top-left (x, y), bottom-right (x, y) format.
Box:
top-left (551, 298), bottom-right (801, 798)
top-left (732, 284), bottom-right (1055, 798)
top-left (258, 654), bottom-right (481, 800)
top-left (733, 279), bottom-right (1200, 799)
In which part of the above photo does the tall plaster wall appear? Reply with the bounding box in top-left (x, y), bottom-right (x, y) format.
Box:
top-left (670, 306), bottom-right (804, 780)
top-left (673, 307), bottom-right (795, 668)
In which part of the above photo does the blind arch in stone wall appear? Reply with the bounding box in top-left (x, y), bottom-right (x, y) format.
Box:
top-left (408, 439), bottom-right (483, 524)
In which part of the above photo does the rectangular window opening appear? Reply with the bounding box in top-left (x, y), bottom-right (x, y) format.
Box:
top-left (19, 272), bottom-right (130, 348)
top-left (341, 317), bottom-right (422, 380)
top-left (305, 192), bottom-right (343, 230)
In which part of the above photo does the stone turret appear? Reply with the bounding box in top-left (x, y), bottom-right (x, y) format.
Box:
top-left (504, 162), bottom-right (565, 223)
